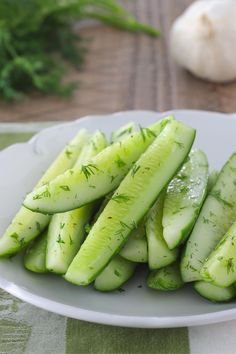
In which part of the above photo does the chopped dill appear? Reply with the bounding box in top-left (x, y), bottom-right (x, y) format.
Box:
top-left (60, 222), bottom-right (65, 229)
top-left (33, 188), bottom-right (51, 200)
top-left (226, 258), bottom-right (234, 274)
top-left (56, 234), bottom-right (65, 244)
top-left (60, 185), bottom-right (71, 191)
top-left (131, 164), bottom-right (140, 177)
top-left (81, 164), bottom-right (99, 180)
top-left (65, 148), bottom-right (73, 159)
top-left (35, 221), bottom-right (41, 232)
top-left (110, 194), bottom-right (131, 203)
top-left (115, 155), bottom-right (126, 168)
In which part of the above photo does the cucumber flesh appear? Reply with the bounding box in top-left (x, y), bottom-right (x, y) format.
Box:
top-left (163, 150), bottom-right (209, 249)
top-left (207, 170), bottom-right (219, 193)
top-left (194, 281), bottom-right (236, 302)
top-left (146, 193), bottom-right (179, 270)
top-left (46, 131), bottom-right (107, 274)
top-left (46, 206), bottom-right (94, 274)
top-left (23, 117), bottom-right (173, 214)
top-left (119, 220), bottom-right (148, 263)
top-left (94, 255), bottom-right (136, 292)
top-left (201, 220), bottom-right (236, 287)
top-left (24, 230), bottom-right (48, 273)
top-left (147, 263), bottom-right (184, 291)
top-left (65, 120), bottom-right (195, 286)
top-left (111, 122), bottom-right (136, 143)
top-left (181, 152), bottom-right (236, 282)
top-left (0, 129), bottom-right (89, 256)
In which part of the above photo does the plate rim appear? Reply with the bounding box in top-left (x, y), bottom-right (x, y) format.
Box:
top-left (1, 109), bottom-right (236, 328)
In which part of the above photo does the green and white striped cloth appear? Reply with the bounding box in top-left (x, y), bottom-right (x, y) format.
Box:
top-left (0, 123), bottom-right (235, 354)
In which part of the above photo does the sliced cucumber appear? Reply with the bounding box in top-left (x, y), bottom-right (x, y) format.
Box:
top-left (201, 220), bottom-right (236, 287)
top-left (163, 150), bottom-right (208, 249)
top-left (207, 170), bottom-right (219, 193)
top-left (111, 122), bottom-right (136, 143)
top-left (24, 230), bottom-right (48, 273)
top-left (146, 193), bottom-right (179, 270)
top-left (147, 263), bottom-right (184, 291)
top-left (36, 129), bottom-right (89, 187)
top-left (94, 255), bottom-right (136, 292)
top-left (181, 152), bottom-right (236, 282)
top-left (65, 120), bottom-right (195, 286)
top-left (194, 281), bottom-right (236, 302)
top-left (46, 131), bottom-right (107, 274)
top-left (0, 129), bottom-right (89, 257)
top-left (46, 206), bottom-right (94, 274)
top-left (23, 117), bottom-right (173, 214)
top-left (119, 220), bottom-right (147, 263)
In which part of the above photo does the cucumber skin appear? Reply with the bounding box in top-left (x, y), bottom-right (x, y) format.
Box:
top-left (162, 150), bottom-right (209, 250)
top-left (94, 255), bottom-right (136, 292)
top-left (194, 281), bottom-right (236, 303)
top-left (24, 230), bottom-right (48, 273)
top-left (181, 152), bottom-right (236, 283)
top-left (207, 170), bottom-right (219, 193)
top-left (23, 117), bottom-right (173, 214)
top-left (111, 122), bottom-right (136, 143)
top-left (147, 263), bottom-right (184, 291)
top-left (201, 220), bottom-right (236, 287)
top-left (146, 193), bottom-right (179, 270)
top-left (0, 130), bottom-right (89, 257)
top-left (65, 120), bottom-right (196, 286)
top-left (46, 131), bottom-right (107, 274)
top-left (119, 221), bottom-right (148, 263)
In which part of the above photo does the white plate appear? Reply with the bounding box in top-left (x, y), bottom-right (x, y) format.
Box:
top-left (1, 109), bottom-right (236, 328)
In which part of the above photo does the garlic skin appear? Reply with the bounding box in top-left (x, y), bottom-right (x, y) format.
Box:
top-left (170, 0), bottom-right (236, 83)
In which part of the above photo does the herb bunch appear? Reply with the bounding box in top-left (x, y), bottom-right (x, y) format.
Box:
top-left (0, 0), bottom-right (159, 101)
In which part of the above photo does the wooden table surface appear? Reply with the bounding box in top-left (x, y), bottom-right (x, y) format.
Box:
top-left (1, 0), bottom-right (236, 122)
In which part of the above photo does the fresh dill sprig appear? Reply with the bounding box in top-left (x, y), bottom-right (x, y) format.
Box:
top-left (32, 188), bottom-right (51, 200)
top-left (131, 164), bottom-right (140, 177)
top-left (110, 194), bottom-right (131, 203)
top-left (81, 163), bottom-right (99, 180)
top-left (59, 185), bottom-right (71, 191)
top-left (138, 125), bottom-right (157, 142)
top-left (0, 0), bottom-right (160, 101)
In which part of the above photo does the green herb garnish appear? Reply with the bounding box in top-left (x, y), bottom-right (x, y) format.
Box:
top-left (33, 188), bottom-right (51, 200)
top-left (131, 164), bottom-right (140, 177)
top-left (81, 164), bottom-right (99, 180)
top-left (110, 194), bottom-right (131, 203)
top-left (115, 155), bottom-right (126, 168)
top-left (60, 185), bottom-right (71, 191)
top-left (56, 234), bottom-right (65, 245)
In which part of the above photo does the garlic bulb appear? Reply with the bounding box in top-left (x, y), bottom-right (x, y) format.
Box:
top-left (170, 0), bottom-right (236, 83)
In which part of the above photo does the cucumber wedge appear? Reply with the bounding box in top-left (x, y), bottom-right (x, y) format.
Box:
top-left (46, 131), bottom-right (107, 274)
top-left (0, 129), bottom-right (89, 256)
top-left (201, 220), bottom-right (236, 287)
top-left (94, 255), bottom-right (136, 292)
top-left (181, 152), bottom-right (236, 282)
top-left (194, 281), bottom-right (236, 302)
top-left (146, 193), bottom-right (179, 270)
top-left (23, 117), bottom-right (173, 214)
top-left (46, 206), bottom-right (94, 274)
top-left (147, 263), bottom-right (184, 291)
top-left (65, 120), bottom-right (195, 286)
top-left (207, 170), bottom-right (219, 193)
top-left (111, 122), bottom-right (135, 143)
top-left (163, 150), bottom-right (208, 249)
top-left (119, 220), bottom-right (148, 263)
top-left (24, 230), bottom-right (48, 273)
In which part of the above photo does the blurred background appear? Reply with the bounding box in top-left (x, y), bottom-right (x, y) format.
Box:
top-left (0, 0), bottom-right (236, 122)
